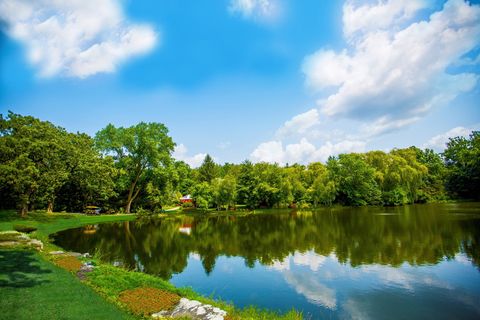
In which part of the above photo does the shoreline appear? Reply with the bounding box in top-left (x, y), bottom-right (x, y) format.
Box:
top-left (0, 210), bottom-right (302, 320)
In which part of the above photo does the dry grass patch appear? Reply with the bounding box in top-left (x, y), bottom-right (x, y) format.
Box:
top-left (55, 256), bottom-right (83, 272)
top-left (119, 287), bottom-right (180, 316)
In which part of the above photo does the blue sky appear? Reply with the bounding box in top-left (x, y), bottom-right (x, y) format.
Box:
top-left (1, 0), bottom-right (479, 166)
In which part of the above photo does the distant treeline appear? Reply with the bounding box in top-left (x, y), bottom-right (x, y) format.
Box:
top-left (1, 112), bottom-right (479, 215)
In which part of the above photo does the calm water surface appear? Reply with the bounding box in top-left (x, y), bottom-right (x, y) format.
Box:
top-left (52, 203), bottom-right (480, 319)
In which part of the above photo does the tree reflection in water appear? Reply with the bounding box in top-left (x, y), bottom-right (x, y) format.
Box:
top-left (52, 203), bottom-right (480, 279)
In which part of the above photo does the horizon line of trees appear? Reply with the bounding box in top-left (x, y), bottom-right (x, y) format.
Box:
top-left (1, 111), bottom-right (479, 216)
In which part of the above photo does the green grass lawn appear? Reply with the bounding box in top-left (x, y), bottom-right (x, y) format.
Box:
top-left (0, 211), bottom-right (137, 320)
top-left (0, 248), bottom-right (134, 320)
top-left (0, 210), bottom-right (136, 244)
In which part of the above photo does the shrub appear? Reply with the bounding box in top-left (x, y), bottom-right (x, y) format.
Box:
top-left (297, 201), bottom-right (311, 209)
top-left (382, 188), bottom-right (408, 206)
top-left (13, 225), bottom-right (37, 233)
top-left (182, 202), bottom-right (194, 209)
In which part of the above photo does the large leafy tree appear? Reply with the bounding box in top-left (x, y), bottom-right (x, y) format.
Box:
top-left (55, 133), bottom-right (116, 212)
top-left (236, 161), bottom-right (260, 209)
top-left (211, 176), bottom-right (237, 210)
top-left (309, 166), bottom-right (337, 207)
top-left (327, 153), bottom-right (381, 206)
top-left (198, 154), bottom-right (218, 183)
top-left (0, 112), bottom-right (70, 215)
top-left (95, 122), bottom-right (175, 213)
top-left (365, 149), bottom-right (428, 205)
top-left (414, 147), bottom-right (446, 201)
top-left (443, 131), bottom-right (480, 199)
top-left (192, 182), bottom-right (213, 210)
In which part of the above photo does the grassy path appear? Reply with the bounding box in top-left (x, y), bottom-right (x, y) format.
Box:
top-left (0, 248), bottom-right (134, 320)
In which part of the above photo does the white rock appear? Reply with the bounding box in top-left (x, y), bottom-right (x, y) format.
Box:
top-left (151, 297), bottom-right (227, 320)
top-left (196, 306), bottom-right (207, 315)
top-left (180, 298), bottom-right (202, 309)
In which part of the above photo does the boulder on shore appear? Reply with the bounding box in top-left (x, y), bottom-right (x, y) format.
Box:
top-left (152, 297), bottom-right (227, 320)
top-left (0, 231), bottom-right (43, 250)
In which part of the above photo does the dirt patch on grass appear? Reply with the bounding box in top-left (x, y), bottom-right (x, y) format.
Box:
top-left (119, 287), bottom-right (180, 316)
top-left (55, 256), bottom-right (83, 272)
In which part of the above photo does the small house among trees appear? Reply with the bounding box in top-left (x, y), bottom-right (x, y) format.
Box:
top-left (180, 195), bottom-right (192, 203)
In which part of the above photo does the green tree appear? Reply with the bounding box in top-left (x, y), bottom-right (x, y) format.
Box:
top-left (328, 154), bottom-right (381, 206)
top-left (171, 161), bottom-right (195, 195)
top-left (95, 122), bottom-right (175, 213)
top-left (285, 164), bottom-right (309, 204)
top-left (198, 154), bottom-right (218, 183)
top-left (211, 176), bottom-right (237, 210)
top-left (236, 161), bottom-right (260, 209)
top-left (192, 182), bottom-right (213, 211)
top-left (443, 131), bottom-right (480, 199)
top-left (390, 148), bottom-right (428, 203)
top-left (365, 149), bottom-right (428, 205)
top-left (55, 133), bottom-right (116, 212)
top-left (0, 112), bottom-right (69, 215)
top-left (414, 147), bottom-right (446, 200)
top-left (144, 166), bottom-right (177, 212)
top-left (310, 170), bottom-right (337, 207)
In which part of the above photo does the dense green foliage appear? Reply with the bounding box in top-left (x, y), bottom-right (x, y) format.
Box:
top-left (94, 122), bottom-right (175, 213)
top-left (443, 131), bottom-right (480, 199)
top-left (0, 113), bottom-right (115, 216)
top-left (1, 112), bottom-right (479, 215)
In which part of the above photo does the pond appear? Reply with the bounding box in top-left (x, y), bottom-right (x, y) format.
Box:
top-left (52, 203), bottom-right (480, 319)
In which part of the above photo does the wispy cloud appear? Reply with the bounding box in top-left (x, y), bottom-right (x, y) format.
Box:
top-left (342, 0), bottom-right (430, 39)
top-left (173, 144), bottom-right (206, 168)
top-left (276, 109), bottom-right (320, 138)
top-left (228, 0), bottom-right (282, 23)
top-left (0, 0), bottom-right (158, 78)
top-left (218, 141), bottom-right (232, 150)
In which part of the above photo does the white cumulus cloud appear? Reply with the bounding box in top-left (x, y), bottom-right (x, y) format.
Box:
top-left (423, 125), bottom-right (478, 151)
top-left (0, 0), bottom-right (158, 78)
top-left (343, 0), bottom-right (430, 39)
top-left (276, 109), bottom-right (320, 137)
top-left (173, 144), bottom-right (207, 168)
top-left (250, 138), bottom-right (366, 165)
top-left (251, 0), bottom-right (479, 165)
top-left (303, 0), bottom-right (480, 132)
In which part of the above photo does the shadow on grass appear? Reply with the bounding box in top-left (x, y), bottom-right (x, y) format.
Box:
top-left (0, 249), bottom-right (52, 288)
top-left (0, 210), bottom-right (19, 221)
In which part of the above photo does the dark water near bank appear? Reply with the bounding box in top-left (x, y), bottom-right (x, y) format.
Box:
top-left (52, 203), bottom-right (480, 319)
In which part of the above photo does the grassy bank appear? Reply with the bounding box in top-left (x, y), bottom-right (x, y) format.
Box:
top-left (0, 210), bottom-right (136, 238)
top-left (0, 248), bottom-right (134, 320)
top-left (0, 210), bottom-right (302, 320)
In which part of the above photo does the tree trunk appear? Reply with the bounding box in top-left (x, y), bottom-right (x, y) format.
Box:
top-left (125, 186), bottom-right (142, 214)
top-left (125, 199), bottom-right (132, 214)
top-left (47, 201), bottom-right (54, 214)
top-left (125, 166), bottom-right (143, 214)
top-left (19, 202), bottom-right (28, 217)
